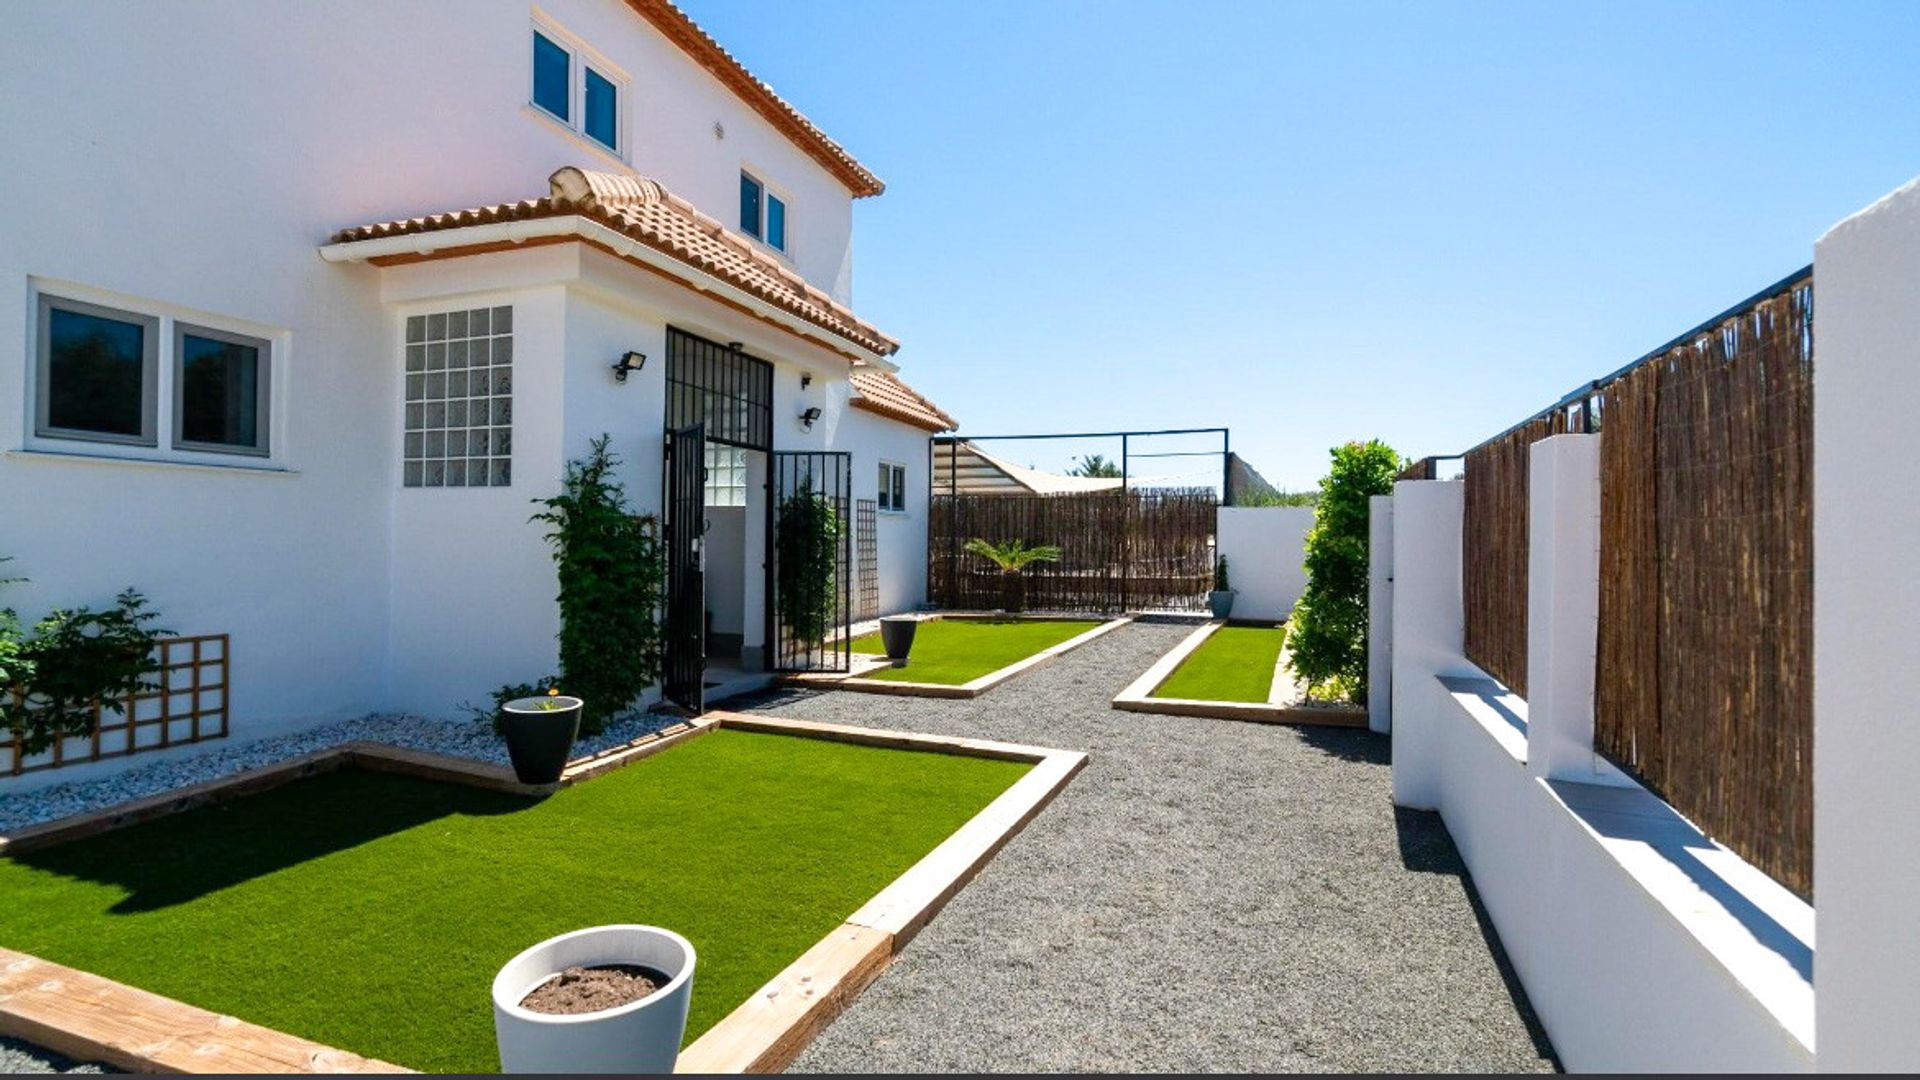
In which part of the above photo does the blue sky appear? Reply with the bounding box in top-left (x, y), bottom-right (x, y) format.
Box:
top-left (683, 0), bottom-right (1920, 488)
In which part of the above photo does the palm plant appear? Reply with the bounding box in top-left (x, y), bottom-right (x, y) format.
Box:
top-left (963, 538), bottom-right (1062, 613)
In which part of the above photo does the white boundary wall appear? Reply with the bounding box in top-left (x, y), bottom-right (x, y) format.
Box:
top-left (1385, 440), bottom-right (1814, 1072)
top-left (1811, 175), bottom-right (1920, 1073)
top-left (1378, 173), bottom-right (1920, 1072)
top-left (1215, 506), bottom-right (1313, 621)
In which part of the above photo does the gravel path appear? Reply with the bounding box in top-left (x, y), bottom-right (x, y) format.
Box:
top-left (740, 620), bottom-right (1558, 1073)
top-left (0, 1038), bottom-right (103, 1075)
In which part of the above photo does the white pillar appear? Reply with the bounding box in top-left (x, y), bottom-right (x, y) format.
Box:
top-left (1812, 175), bottom-right (1920, 1073)
top-left (1389, 479), bottom-right (1463, 811)
top-left (1368, 494), bottom-right (1395, 734)
top-left (1522, 434), bottom-right (1624, 784)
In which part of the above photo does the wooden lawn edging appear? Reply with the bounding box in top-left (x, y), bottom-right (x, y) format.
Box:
top-left (0, 712), bottom-right (1084, 1075)
top-left (1111, 620), bottom-right (1367, 728)
top-left (783, 614), bottom-right (1132, 699)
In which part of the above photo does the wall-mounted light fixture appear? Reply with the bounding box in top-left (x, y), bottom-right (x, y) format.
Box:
top-left (727, 341), bottom-right (744, 352)
top-left (799, 406), bottom-right (823, 430)
top-left (800, 373), bottom-right (813, 390)
top-left (610, 351), bottom-right (647, 383)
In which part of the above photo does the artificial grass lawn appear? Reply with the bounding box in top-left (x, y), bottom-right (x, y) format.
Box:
top-left (1150, 623), bottom-right (1288, 703)
top-left (0, 730), bottom-right (1030, 1073)
top-left (849, 618), bottom-right (1103, 685)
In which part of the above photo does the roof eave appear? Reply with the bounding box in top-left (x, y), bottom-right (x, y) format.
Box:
top-left (320, 215), bottom-right (899, 367)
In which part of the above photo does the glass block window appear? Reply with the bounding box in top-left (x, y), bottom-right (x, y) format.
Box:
top-left (403, 305), bottom-right (512, 488)
top-left (705, 443), bottom-right (747, 507)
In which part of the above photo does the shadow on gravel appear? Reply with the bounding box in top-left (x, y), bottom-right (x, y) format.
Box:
top-left (1294, 724), bottom-right (1391, 766)
top-left (1395, 807), bottom-right (1562, 1068)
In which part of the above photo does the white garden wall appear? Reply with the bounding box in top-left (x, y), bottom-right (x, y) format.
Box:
top-left (1215, 506), bottom-right (1313, 621)
top-left (1810, 174), bottom-right (1920, 1073)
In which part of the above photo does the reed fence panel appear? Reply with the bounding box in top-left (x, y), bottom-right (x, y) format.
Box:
top-left (930, 490), bottom-right (1217, 613)
top-left (1596, 284), bottom-right (1813, 899)
top-left (1462, 413), bottom-right (1569, 696)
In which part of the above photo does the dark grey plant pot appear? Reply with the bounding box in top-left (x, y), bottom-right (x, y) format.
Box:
top-left (879, 617), bottom-right (918, 666)
top-left (1208, 590), bottom-right (1237, 619)
top-left (499, 696), bottom-right (582, 785)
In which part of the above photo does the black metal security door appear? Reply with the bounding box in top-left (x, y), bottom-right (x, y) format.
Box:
top-left (769, 451), bottom-right (852, 673)
top-left (663, 423), bottom-right (707, 713)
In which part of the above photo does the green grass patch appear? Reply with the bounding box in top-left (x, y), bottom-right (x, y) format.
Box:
top-left (849, 618), bottom-right (1102, 685)
top-left (0, 730), bottom-right (1028, 1072)
top-left (1150, 623), bottom-right (1287, 703)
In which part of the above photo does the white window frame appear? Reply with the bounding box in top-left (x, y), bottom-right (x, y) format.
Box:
top-left (739, 168), bottom-right (792, 255)
top-left (878, 460), bottom-right (908, 513)
top-left (172, 321), bottom-right (272, 457)
top-left (529, 11), bottom-right (630, 161)
top-left (24, 280), bottom-right (286, 471)
top-left (34, 293), bottom-right (159, 448)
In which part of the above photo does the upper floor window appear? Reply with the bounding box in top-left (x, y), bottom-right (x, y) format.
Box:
top-left (34, 292), bottom-right (270, 457)
top-left (531, 23), bottom-right (623, 155)
top-left (739, 171), bottom-right (787, 252)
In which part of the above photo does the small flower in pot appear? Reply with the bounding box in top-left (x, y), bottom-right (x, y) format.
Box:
top-left (499, 686), bottom-right (583, 785)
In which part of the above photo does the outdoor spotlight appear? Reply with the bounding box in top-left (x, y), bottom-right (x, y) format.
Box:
top-left (727, 341), bottom-right (744, 352)
top-left (611, 351), bottom-right (647, 383)
top-left (799, 406), bottom-right (823, 430)
top-left (800, 373), bottom-right (813, 389)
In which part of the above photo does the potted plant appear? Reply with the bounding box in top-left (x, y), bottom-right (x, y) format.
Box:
top-left (878, 615), bottom-right (918, 666)
top-left (499, 687), bottom-right (583, 785)
top-left (963, 538), bottom-right (1062, 614)
top-left (492, 924), bottom-right (696, 1074)
top-left (1209, 556), bottom-right (1237, 619)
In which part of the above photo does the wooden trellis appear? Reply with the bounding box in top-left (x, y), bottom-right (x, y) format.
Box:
top-left (6, 634), bottom-right (230, 776)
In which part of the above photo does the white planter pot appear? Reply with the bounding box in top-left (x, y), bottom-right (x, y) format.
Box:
top-left (492, 925), bottom-right (696, 1074)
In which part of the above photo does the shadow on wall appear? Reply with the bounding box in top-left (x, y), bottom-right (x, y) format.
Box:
top-left (1394, 805), bottom-right (1562, 1067)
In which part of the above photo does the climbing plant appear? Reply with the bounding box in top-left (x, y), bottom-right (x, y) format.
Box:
top-left (1287, 439), bottom-right (1402, 704)
top-left (527, 435), bottom-right (665, 735)
top-left (1, 560), bottom-right (171, 756)
top-left (776, 482), bottom-right (843, 645)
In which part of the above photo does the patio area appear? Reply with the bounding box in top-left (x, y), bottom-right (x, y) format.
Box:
top-left (742, 619), bottom-right (1556, 1073)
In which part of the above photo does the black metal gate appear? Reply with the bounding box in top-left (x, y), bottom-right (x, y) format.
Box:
top-left (770, 451), bottom-right (852, 672)
top-left (663, 423), bottom-right (706, 713)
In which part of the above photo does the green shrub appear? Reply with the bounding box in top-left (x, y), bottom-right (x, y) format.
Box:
top-left (776, 482), bottom-right (844, 645)
top-left (1, 563), bottom-right (171, 756)
top-left (1213, 555), bottom-right (1231, 592)
top-left (1237, 488), bottom-right (1320, 508)
top-left (525, 436), bottom-right (666, 735)
top-left (962, 538), bottom-right (1061, 613)
top-left (1286, 439), bottom-right (1401, 704)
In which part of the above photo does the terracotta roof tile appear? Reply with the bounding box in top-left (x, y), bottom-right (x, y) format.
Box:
top-left (624, 0), bottom-right (884, 198)
top-left (850, 370), bottom-right (955, 432)
top-left (330, 168), bottom-right (899, 357)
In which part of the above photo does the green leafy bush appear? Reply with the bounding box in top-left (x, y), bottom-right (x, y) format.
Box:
top-left (1286, 439), bottom-right (1401, 704)
top-left (1237, 488), bottom-right (1320, 508)
top-left (1, 562), bottom-right (171, 756)
top-left (525, 435), bottom-right (666, 735)
top-left (776, 482), bottom-right (843, 645)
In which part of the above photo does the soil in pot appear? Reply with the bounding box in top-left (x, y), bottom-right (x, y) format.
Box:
top-left (518, 964), bottom-right (671, 1016)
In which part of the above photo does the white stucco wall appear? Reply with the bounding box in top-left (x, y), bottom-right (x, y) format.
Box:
top-left (0, 1), bottom-right (895, 784)
top-left (840, 408), bottom-right (934, 617)
top-left (1214, 506), bottom-right (1313, 621)
top-left (1811, 174), bottom-right (1920, 1074)
top-left (1387, 454), bottom-right (1814, 1072)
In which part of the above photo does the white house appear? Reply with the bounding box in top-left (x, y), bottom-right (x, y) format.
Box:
top-left (0, 0), bottom-right (954, 784)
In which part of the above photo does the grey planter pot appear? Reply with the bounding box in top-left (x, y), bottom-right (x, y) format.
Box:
top-left (1208, 590), bottom-right (1237, 619)
top-left (878, 617), bottom-right (918, 666)
top-left (500, 696), bottom-right (582, 785)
